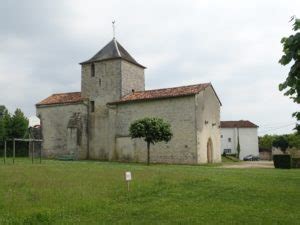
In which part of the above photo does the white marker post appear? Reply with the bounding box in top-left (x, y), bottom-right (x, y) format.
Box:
top-left (125, 171), bottom-right (132, 192)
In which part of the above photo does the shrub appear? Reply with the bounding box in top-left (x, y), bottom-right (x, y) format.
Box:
top-left (291, 158), bottom-right (300, 168)
top-left (273, 155), bottom-right (291, 169)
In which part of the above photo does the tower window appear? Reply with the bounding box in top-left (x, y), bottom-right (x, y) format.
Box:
top-left (91, 63), bottom-right (95, 77)
top-left (99, 79), bottom-right (101, 86)
top-left (228, 138), bottom-right (231, 142)
top-left (90, 101), bottom-right (95, 113)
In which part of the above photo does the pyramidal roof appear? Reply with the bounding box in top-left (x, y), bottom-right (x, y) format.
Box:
top-left (80, 38), bottom-right (145, 68)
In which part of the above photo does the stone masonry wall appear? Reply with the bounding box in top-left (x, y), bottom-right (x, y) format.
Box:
top-left (121, 60), bottom-right (145, 96)
top-left (195, 86), bottom-right (221, 163)
top-left (36, 103), bottom-right (88, 159)
top-left (111, 96), bottom-right (198, 164)
top-left (81, 59), bottom-right (145, 160)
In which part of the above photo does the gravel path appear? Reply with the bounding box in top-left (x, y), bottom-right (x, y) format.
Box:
top-left (221, 161), bottom-right (274, 169)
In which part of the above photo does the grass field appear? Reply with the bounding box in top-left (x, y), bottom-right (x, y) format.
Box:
top-left (0, 158), bottom-right (299, 225)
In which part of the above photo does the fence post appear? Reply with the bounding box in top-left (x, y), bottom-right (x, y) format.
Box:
top-left (40, 141), bottom-right (42, 164)
top-left (4, 140), bottom-right (6, 164)
top-left (13, 138), bottom-right (15, 164)
top-left (32, 141), bottom-right (34, 164)
top-left (28, 141), bottom-right (30, 160)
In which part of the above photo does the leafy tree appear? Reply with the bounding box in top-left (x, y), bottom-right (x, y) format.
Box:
top-left (129, 117), bottom-right (173, 165)
top-left (260, 133), bottom-right (300, 150)
top-left (0, 105), bottom-right (6, 117)
top-left (11, 108), bottom-right (29, 138)
top-left (0, 106), bottom-right (11, 140)
top-left (259, 134), bottom-right (277, 149)
top-left (0, 106), bottom-right (5, 140)
top-left (0, 107), bottom-right (29, 139)
top-left (236, 138), bottom-right (241, 158)
top-left (287, 132), bottom-right (300, 149)
top-left (279, 16), bottom-right (300, 132)
top-left (272, 136), bottom-right (289, 153)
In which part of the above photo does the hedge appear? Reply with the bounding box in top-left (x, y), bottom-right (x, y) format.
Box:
top-left (292, 158), bottom-right (300, 168)
top-left (273, 155), bottom-right (291, 169)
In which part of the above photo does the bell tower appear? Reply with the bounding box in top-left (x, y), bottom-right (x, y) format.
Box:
top-left (80, 38), bottom-right (145, 102)
top-left (79, 38), bottom-right (145, 159)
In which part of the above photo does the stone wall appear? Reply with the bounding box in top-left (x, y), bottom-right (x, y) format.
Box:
top-left (259, 151), bottom-right (272, 160)
top-left (111, 96), bottom-right (198, 164)
top-left (195, 86), bottom-right (221, 163)
top-left (36, 103), bottom-right (88, 159)
top-left (81, 60), bottom-right (122, 100)
top-left (121, 60), bottom-right (145, 96)
top-left (81, 59), bottom-right (145, 160)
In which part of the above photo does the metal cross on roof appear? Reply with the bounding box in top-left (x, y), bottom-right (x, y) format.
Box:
top-left (112, 20), bottom-right (116, 39)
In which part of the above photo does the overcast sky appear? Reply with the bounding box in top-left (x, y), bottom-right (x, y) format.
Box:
top-left (0, 0), bottom-right (299, 135)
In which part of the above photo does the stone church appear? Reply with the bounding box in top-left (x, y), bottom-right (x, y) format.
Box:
top-left (36, 38), bottom-right (222, 164)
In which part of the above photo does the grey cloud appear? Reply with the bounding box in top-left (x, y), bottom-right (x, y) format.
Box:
top-left (0, 0), bottom-right (299, 135)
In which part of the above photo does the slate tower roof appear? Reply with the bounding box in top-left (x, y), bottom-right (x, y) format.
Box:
top-left (80, 38), bottom-right (145, 68)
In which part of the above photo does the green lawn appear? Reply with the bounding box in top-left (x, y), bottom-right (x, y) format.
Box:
top-left (0, 158), bottom-right (299, 225)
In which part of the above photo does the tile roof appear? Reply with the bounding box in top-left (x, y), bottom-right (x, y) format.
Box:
top-left (36, 92), bottom-right (86, 106)
top-left (80, 38), bottom-right (145, 68)
top-left (108, 83), bottom-right (219, 105)
top-left (220, 120), bottom-right (259, 128)
top-left (36, 84), bottom-right (221, 107)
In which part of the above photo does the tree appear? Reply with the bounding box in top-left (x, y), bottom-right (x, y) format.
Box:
top-left (286, 132), bottom-right (300, 149)
top-left (0, 106), bottom-right (5, 140)
top-left (260, 133), bottom-right (300, 150)
top-left (0, 105), bottom-right (6, 117)
top-left (272, 136), bottom-right (289, 154)
top-left (279, 16), bottom-right (300, 132)
top-left (0, 106), bottom-right (11, 140)
top-left (129, 117), bottom-right (173, 165)
top-left (236, 138), bottom-right (241, 159)
top-left (236, 128), bottom-right (241, 158)
top-left (11, 108), bottom-right (29, 138)
top-left (259, 134), bottom-right (277, 149)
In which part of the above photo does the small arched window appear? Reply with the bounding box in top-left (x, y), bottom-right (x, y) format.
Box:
top-left (91, 63), bottom-right (95, 77)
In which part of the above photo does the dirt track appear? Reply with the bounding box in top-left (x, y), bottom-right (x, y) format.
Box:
top-left (221, 161), bottom-right (274, 169)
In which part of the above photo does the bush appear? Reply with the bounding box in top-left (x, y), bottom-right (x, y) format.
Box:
top-left (292, 158), bottom-right (300, 168)
top-left (273, 155), bottom-right (291, 169)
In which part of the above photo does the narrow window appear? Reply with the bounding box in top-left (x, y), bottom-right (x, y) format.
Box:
top-left (99, 78), bottom-right (101, 86)
top-left (90, 101), bottom-right (95, 113)
top-left (228, 138), bottom-right (231, 142)
top-left (91, 63), bottom-right (95, 77)
top-left (221, 135), bottom-right (223, 138)
top-left (224, 149), bottom-right (231, 154)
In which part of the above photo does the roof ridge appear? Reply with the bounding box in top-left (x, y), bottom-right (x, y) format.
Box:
top-left (108, 82), bottom-right (220, 105)
top-left (113, 38), bottom-right (121, 57)
top-left (220, 120), bottom-right (258, 128)
top-left (52, 91), bottom-right (81, 96)
top-left (80, 39), bottom-right (146, 68)
top-left (132, 83), bottom-right (211, 94)
top-left (221, 120), bottom-right (251, 122)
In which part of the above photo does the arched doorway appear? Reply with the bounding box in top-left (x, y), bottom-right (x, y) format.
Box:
top-left (207, 138), bottom-right (213, 163)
